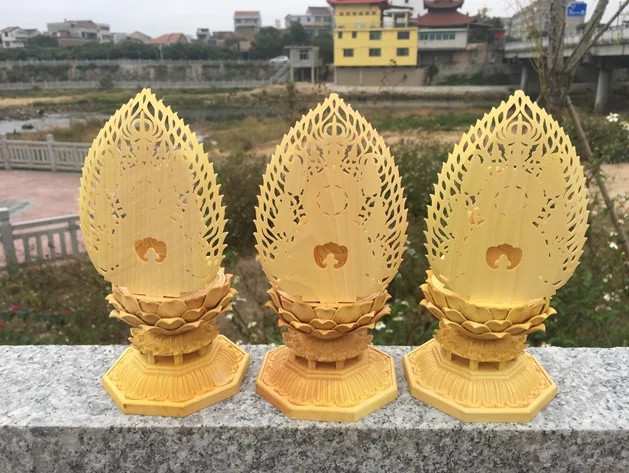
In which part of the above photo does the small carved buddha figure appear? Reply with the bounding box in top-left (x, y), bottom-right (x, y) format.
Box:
top-left (79, 89), bottom-right (249, 417)
top-left (404, 90), bottom-right (588, 422)
top-left (255, 93), bottom-right (408, 422)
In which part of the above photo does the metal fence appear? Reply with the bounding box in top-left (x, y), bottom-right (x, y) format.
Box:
top-left (0, 208), bottom-right (83, 270)
top-left (0, 134), bottom-right (89, 172)
top-left (0, 79), bottom-right (272, 91)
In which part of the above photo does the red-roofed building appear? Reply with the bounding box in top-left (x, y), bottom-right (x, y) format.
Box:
top-left (149, 33), bottom-right (188, 45)
top-left (413, 0), bottom-right (494, 69)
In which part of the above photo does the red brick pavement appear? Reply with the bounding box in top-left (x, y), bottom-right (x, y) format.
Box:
top-left (0, 170), bottom-right (80, 222)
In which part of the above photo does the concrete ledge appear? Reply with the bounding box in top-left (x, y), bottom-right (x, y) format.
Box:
top-left (1, 345), bottom-right (628, 473)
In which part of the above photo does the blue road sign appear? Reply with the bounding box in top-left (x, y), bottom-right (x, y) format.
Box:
top-left (567, 2), bottom-right (587, 17)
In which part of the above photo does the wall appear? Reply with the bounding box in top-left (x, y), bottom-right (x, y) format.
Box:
top-left (334, 4), bottom-right (382, 29)
top-left (336, 66), bottom-right (426, 86)
top-left (418, 28), bottom-right (468, 50)
top-left (335, 28), bottom-right (418, 67)
top-left (0, 61), bottom-right (281, 83)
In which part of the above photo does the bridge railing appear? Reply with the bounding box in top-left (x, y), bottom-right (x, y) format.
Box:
top-left (0, 208), bottom-right (83, 270)
top-left (0, 134), bottom-right (89, 172)
top-left (505, 24), bottom-right (629, 53)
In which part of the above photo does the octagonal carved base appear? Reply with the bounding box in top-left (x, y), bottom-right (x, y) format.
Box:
top-left (103, 335), bottom-right (250, 417)
top-left (256, 345), bottom-right (397, 422)
top-left (403, 339), bottom-right (556, 423)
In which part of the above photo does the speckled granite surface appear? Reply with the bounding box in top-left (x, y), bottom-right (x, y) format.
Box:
top-left (0, 345), bottom-right (628, 473)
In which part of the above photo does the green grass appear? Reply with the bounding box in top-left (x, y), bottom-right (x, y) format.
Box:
top-left (373, 112), bottom-right (480, 132)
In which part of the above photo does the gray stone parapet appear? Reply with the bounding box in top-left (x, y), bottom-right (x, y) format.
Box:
top-left (0, 345), bottom-right (628, 473)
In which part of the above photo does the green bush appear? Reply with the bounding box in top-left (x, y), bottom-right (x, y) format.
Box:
top-left (561, 113), bottom-right (629, 164)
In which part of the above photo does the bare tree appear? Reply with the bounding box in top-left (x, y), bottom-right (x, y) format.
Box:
top-left (544, 0), bottom-right (629, 114)
top-left (516, 0), bottom-right (629, 254)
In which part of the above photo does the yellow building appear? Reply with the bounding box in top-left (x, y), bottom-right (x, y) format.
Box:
top-left (328, 0), bottom-right (420, 85)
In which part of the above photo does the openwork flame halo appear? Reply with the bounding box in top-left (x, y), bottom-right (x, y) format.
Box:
top-left (79, 89), bottom-right (227, 297)
top-left (425, 90), bottom-right (588, 305)
top-left (255, 93), bottom-right (408, 303)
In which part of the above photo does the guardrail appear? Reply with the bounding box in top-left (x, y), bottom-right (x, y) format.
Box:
top-left (0, 208), bottom-right (83, 270)
top-left (505, 25), bottom-right (629, 53)
top-left (0, 59), bottom-right (275, 67)
top-left (0, 79), bottom-right (272, 91)
top-left (0, 134), bottom-right (89, 172)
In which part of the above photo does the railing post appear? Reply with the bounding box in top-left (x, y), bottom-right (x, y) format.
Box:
top-left (0, 207), bottom-right (17, 270)
top-left (1, 133), bottom-right (10, 170)
top-left (69, 219), bottom-right (80, 255)
top-left (46, 134), bottom-right (56, 172)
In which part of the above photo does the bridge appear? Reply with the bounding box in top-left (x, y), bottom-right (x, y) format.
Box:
top-left (504, 25), bottom-right (629, 111)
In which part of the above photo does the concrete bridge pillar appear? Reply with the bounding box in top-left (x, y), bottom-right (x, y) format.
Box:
top-left (595, 68), bottom-right (612, 113)
top-left (519, 64), bottom-right (529, 92)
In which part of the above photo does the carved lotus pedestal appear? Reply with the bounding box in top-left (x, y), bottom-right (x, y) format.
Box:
top-left (103, 272), bottom-right (250, 417)
top-left (403, 272), bottom-right (557, 422)
top-left (257, 286), bottom-right (397, 422)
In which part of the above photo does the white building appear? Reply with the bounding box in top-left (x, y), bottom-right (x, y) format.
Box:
top-left (47, 20), bottom-right (109, 44)
top-left (1, 27), bottom-right (41, 48)
top-left (285, 7), bottom-right (333, 36)
top-left (507, 0), bottom-right (586, 40)
top-left (234, 11), bottom-right (261, 40)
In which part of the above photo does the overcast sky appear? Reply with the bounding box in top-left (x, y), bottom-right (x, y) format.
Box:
top-left (2, 0), bottom-right (621, 38)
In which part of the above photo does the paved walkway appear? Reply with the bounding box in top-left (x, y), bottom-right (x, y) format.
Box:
top-left (0, 170), bottom-right (80, 222)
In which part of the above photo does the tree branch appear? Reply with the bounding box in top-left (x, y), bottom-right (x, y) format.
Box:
top-left (564, 0), bottom-right (615, 74)
top-left (565, 95), bottom-right (629, 256)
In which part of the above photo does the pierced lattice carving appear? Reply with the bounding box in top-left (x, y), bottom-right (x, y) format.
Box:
top-left (79, 89), bottom-right (227, 297)
top-left (425, 91), bottom-right (588, 305)
top-left (255, 93), bottom-right (408, 303)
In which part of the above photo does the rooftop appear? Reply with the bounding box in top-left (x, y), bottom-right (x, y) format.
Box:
top-left (415, 10), bottom-right (479, 27)
top-left (234, 11), bottom-right (261, 17)
top-left (307, 6), bottom-right (333, 15)
top-left (424, 0), bottom-right (465, 9)
top-left (149, 33), bottom-right (186, 44)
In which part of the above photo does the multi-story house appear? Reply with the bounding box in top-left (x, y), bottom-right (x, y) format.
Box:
top-left (330, 0), bottom-right (420, 86)
top-left (47, 20), bottom-right (110, 45)
top-left (234, 11), bottom-right (261, 40)
top-left (415, 0), bottom-right (484, 66)
top-left (285, 6), bottom-right (334, 36)
top-left (197, 28), bottom-right (211, 43)
top-left (0, 27), bottom-right (40, 48)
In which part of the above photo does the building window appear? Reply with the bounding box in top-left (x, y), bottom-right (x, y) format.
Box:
top-left (420, 33), bottom-right (428, 40)
top-left (352, 31), bottom-right (357, 38)
top-left (369, 48), bottom-right (381, 57)
top-left (429, 33), bottom-right (435, 40)
top-left (397, 48), bottom-right (409, 56)
top-left (435, 33), bottom-right (442, 40)
top-left (315, 16), bottom-right (322, 22)
top-left (343, 48), bottom-right (354, 57)
top-left (299, 49), bottom-right (310, 60)
top-left (369, 31), bottom-right (381, 40)
top-left (338, 32), bottom-right (342, 38)
top-left (397, 31), bottom-right (410, 40)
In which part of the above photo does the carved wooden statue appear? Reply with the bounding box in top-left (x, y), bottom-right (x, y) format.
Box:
top-left (255, 93), bottom-right (408, 422)
top-left (403, 91), bottom-right (589, 422)
top-left (79, 89), bottom-right (249, 417)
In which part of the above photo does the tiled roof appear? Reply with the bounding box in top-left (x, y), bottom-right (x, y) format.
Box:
top-left (149, 33), bottom-right (185, 44)
top-left (424, 0), bottom-right (464, 9)
top-left (1, 27), bottom-right (19, 33)
top-left (415, 11), bottom-right (478, 26)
